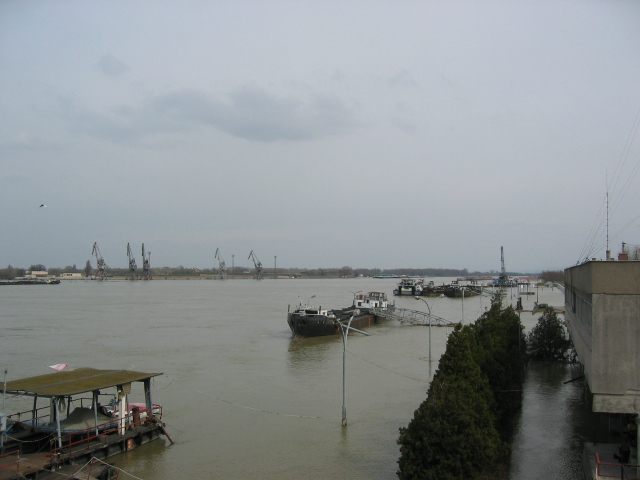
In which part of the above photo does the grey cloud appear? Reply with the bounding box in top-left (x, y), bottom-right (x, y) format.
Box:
top-left (60, 87), bottom-right (359, 143)
top-left (387, 69), bottom-right (420, 89)
top-left (0, 132), bottom-right (62, 153)
top-left (96, 54), bottom-right (130, 77)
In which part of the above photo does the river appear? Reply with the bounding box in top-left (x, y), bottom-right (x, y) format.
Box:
top-left (0, 278), bottom-right (588, 479)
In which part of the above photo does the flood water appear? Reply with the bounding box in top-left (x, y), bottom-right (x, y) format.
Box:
top-left (0, 278), bottom-right (586, 479)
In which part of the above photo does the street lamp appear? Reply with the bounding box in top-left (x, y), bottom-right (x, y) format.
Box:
top-left (418, 298), bottom-right (433, 364)
top-left (340, 315), bottom-right (355, 427)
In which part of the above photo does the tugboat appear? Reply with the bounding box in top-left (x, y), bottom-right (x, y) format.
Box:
top-left (287, 291), bottom-right (390, 337)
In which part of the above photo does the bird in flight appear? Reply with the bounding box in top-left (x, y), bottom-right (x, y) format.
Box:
top-left (39, 204), bottom-right (47, 208)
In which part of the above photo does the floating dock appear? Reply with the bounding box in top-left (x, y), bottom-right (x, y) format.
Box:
top-left (0, 368), bottom-right (172, 480)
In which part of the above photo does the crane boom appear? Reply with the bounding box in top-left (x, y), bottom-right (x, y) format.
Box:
top-left (91, 242), bottom-right (107, 281)
top-left (126, 243), bottom-right (137, 280)
top-left (215, 248), bottom-right (227, 280)
top-left (248, 250), bottom-right (263, 280)
top-left (142, 243), bottom-right (152, 280)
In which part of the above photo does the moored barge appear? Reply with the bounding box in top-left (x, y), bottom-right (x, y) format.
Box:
top-left (287, 291), bottom-right (390, 338)
top-left (0, 368), bottom-right (172, 479)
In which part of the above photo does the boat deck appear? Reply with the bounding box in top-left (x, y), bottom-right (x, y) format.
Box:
top-left (0, 422), bottom-right (164, 480)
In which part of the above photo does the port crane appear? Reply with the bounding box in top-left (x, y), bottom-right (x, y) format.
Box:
top-left (215, 248), bottom-right (227, 280)
top-left (142, 243), bottom-right (152, 280)
top-left (248, 250), bottom-right (263, 280)
top-left (125, 243), bottom-right (137, 280)
top-left (91, 242), bottom-right (107, 281)
top-left (496, 246), bottom-right (511, 289)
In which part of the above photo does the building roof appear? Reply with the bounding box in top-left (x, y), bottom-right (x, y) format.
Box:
top-left (1, 368), bottom-right (162, 397)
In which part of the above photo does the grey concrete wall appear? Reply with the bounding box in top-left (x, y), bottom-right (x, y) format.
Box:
top-left (565, 261), bottom-right (640, 413)
top-left (565, 261), bottom-right (640, 295)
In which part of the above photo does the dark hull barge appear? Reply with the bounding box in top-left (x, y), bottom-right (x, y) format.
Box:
top-left (287, 308), bottom-right (378, 337)
top-left (0, 368), bottom-right (173, 480)
top-left (287, 291), bottom-right (390, 338)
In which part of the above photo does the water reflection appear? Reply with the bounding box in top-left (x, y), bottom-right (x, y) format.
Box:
top-left (510, 362), bottom-right (602, 479)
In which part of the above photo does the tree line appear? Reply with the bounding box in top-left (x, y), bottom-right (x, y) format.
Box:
top-left (396, 296), bottom-right (572, 479)
top-left (0, 264), bottom-right (537, 279)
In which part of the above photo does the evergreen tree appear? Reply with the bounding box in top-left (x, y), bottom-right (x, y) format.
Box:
top-left (527, 307), bottom-right (571, 361)
top-left (397, 326), bottom-right (503, 479)
top-left (473, 293), bottom-right (527, 431)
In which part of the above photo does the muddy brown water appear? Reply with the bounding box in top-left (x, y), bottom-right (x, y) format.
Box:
top-left (1, 278), bottom-right (586, 479)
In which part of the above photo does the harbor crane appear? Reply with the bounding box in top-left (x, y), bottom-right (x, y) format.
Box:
top-left (142, 243), bottom-right (152, 280)
top-left (91, 242), bottom-right (107, 281)
top-left (126, 243), bottom-right (137, 280)
top-left (215, 248), bottom-right (227, 280)
top-left (248, 250), bottom-right (263, 280)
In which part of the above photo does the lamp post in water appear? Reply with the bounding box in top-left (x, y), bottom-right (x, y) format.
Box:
top-left (340, 315), bottom-right (354, 427)
top-left (418, 298), bottom-right (433, 364)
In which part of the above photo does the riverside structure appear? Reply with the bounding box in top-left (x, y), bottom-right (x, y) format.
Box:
top-left (564, 256), bottom-right (640, 475)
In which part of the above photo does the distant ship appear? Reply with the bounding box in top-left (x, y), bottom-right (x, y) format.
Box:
top-left (393, 278), bottom-right (424, 296)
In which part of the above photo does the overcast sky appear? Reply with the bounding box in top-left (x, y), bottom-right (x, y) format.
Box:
top-left (2, 1), bottom-right (640, 273)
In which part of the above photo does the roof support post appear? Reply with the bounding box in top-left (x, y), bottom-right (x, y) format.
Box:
top-left (54, 397), bottom-right (62, 449)
top-left (92, 391), bottom-right (100, 437)
top-left (31, 395), bottom-right (38, 432)
top-left (636, 416), bottom-right (640, 477)
top-left (117, 386), bottom-right (127, 436)
top-left (144, 379), bottom-right (153, 414)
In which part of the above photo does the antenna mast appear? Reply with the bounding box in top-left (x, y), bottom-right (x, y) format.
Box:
top-left (606, 189), bottom-right (610, 260)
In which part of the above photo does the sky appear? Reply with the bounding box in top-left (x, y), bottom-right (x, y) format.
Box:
top-left (2, 1), bottom-right (640, 273)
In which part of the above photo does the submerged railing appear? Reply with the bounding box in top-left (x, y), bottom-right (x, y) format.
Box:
top-left (51, 405), bottom-right (163, 459)
top-left (371, 307), bottom-right (457, 326)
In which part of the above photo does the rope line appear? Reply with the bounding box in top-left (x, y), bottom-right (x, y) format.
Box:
top-left (189, 385), bottom-right (341, 420)
top-left (346, 349), bottom-right (425, 382)
top-left (84, 457), bottom-right (146, 480)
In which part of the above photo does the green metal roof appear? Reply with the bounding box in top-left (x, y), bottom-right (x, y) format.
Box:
top-left (1, 368), bottom-right (162, 397)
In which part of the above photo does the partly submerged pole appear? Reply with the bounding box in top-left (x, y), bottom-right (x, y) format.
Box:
top-left (341, 315), bottom-right (354, 427)
top-left (418, 299), bottom-right (432, 364)
top-left (1, 369), bottom-right (6, 453)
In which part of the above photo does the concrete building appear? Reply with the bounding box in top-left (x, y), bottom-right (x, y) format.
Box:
top-left (564, 259), bottom-right (640, 464)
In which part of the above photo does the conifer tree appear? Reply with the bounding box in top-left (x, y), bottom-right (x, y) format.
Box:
top-left (527, 307), bottom-right (571, 361)
top-left (397, 326), bottom-right (502, 480)
top-left (473, 293), bottom-right (527, 430)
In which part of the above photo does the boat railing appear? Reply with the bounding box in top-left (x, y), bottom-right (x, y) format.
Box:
top-left (595, 451), bottom-right (640, 479)
top-left (7, 397), bottom-right (106, 427)
top-left (0, 449), bottom-right (22, 475)
top-left (7, 404), bottom-right (52, 426)
top-left (50, 404), bottom-right (163, 459)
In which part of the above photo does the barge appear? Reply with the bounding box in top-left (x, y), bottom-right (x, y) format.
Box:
top-left (0, 368), bottom-right (172, 479)
top-left (287, 291), bottom-right (390, 337)
top-left (393, 278), bottom-right (424, 296)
